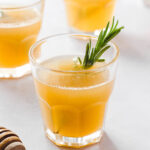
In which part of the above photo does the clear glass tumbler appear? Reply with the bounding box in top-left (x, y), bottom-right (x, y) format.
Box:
top-left (29, 34), bottom-right (119, 148)
top-left (0, 0), bottom-right (44, 78)
top-left (64, 0), bottom-right (117, 33)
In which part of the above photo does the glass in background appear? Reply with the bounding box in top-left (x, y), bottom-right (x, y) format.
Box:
top-left (64, 0), bottom-right (116, 33)
top-left (29, 34), bottom-right (119, 148)
top-left (0, 0), bottom-right (44, 78)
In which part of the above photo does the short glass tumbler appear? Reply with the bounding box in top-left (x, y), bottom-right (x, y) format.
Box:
top-left (64, 0), bottom-right (117, 33)
top-left (29, 34), bottom-right (119, 148)
top-left (0, 0), bottom-right (44, 78)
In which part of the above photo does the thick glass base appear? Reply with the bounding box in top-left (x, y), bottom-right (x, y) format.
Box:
top-left (0, 64), bottom-right (31, 78)
top-left (69, 27), bottom-right (94, 34)
top-left (46, 129), bottom-right (103, 148)
top-left (69, 27), bottom-right (101, 36)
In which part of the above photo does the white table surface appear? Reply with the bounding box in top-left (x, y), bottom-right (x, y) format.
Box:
top-left (0, 0), bottom-right (150, 149)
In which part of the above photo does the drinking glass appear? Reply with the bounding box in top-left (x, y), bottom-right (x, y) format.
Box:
top-left (0, 0), bottom-right (44, 78)
top-left (64, 0), bottom-right (117, 33)
top-left (29, 33), bottom-right (119, 148)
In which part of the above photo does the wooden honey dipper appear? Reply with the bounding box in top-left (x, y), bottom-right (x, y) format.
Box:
top-left (0, 127), bottom-right (26, 150)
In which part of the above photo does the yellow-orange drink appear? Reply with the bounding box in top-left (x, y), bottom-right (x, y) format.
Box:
top-left (0, 9), bottom-right (41, 68)
top-left (64, 0), bottom-right (116, 32)
top-left (34, 57), bottom-right (114, 137)
top-left (30, 34), bottom-right (119, 147)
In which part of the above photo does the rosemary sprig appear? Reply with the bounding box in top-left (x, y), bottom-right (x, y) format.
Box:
top-left (77, 17), bottom-right (124, 69)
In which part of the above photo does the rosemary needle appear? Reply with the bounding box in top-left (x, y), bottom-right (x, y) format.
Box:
top-left (77, 17), bottom-right (124, 69)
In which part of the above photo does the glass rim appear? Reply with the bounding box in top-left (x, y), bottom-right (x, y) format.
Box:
top-left (0, 0), bottom-right (44, 10)
top-left (29, 33), bottom-right (120, 73)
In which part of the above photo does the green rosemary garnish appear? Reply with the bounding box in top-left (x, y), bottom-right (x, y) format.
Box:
top-left (77, 17), bottom-right (124, 69)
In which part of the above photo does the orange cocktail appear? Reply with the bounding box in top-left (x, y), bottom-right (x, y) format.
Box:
top-left (0, 10), bottom-right (41, 68)
top-left (30, 34), bottom-right (119, 147)
top-left (35, 57), bottom-right (114, 137)
top-left (0, 1), bottom-right (43, 78)
top-left (64, 0), bottom-right (116, 32)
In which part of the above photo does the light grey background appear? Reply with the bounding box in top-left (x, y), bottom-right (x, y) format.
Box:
top-left (0, 0), bottom-right (150, 149)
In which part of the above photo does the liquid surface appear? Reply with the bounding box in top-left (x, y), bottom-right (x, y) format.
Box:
top-left (34, 56), bottom-right (114, 137)
top-left (64, 0), bottom-right (116, 32)
top-left (0, 9), bottom-right (41, 68)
